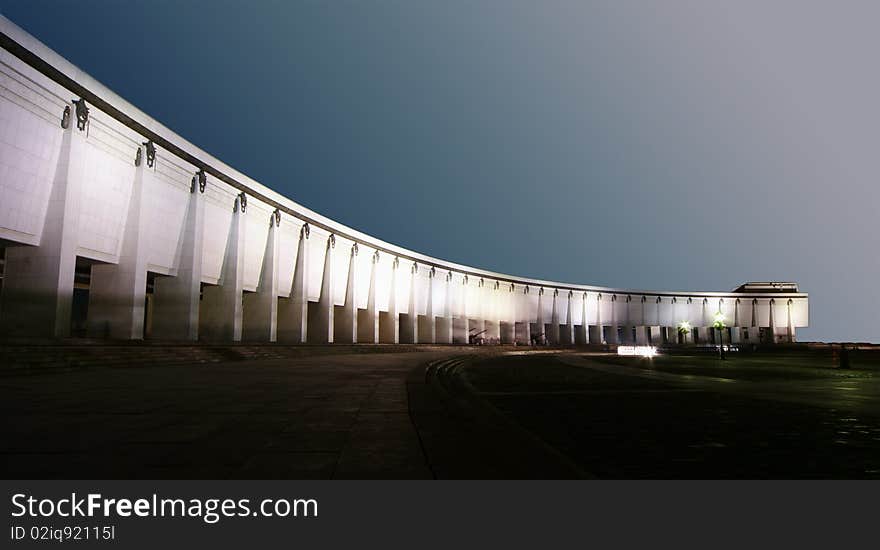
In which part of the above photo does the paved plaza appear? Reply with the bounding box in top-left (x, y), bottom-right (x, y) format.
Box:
top-left (3, 348), bottom-right (879, 479)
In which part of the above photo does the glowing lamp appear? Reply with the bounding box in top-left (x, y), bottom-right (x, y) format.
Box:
top-left (618, 345), bottom-right (658, 358)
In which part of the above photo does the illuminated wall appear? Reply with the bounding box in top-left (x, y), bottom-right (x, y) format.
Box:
top-left (0, 16), bottom-right (807, 344)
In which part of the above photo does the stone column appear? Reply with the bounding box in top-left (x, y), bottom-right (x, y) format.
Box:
top-left (575, 292), bottom-right (587, 344)
top-left (242, 209), bottom-right (281, 342)
top-left (671, 297), bottom-right (679, 338)
top-left (200, 193), bottom-right (247, 341)
top-left (420, 266), bottom-right (437, 344)
top-left (699, 297), bottom-right (710, 345)
top-left (475, 278), bottom-right (486, 336)
top-left (534, 287), bottom-right (545, 344)
top-left (751, 298), bottom-right (758, 340)
top-left (509, 283), bottom-right (518, 343)
top-left (1, 100), bottom-right (86, 337)
top-left (380, 256), bottom-right (400, 343)
top-left (87, 142), bottom-right (151, 339)
top-left (641, 295), bottom-right (647, 329)
top-left (589, 293), bottom-right (602, 344)
top-left (548, 289), bottom-right (560, 345)
top-left (277, 223), bottom-right (310, 343)
top-left (490, 280), bottom-right (503, 341)
top-left (607, 295), bottom-right (619, 344)
top-left (729, 327), bottom-right (742, 344)
top-left (515, 285), bottom-right (531, 345)
top-left (152, 172), bottom-right (207, 340)
top-left (655, 296), bottom-right (663, 328)
top-left (438, 270), bottom-right (454, 344)
top-left (357, 250), bottom-right (380, 343)
top-left (500, 283), bottom-right (515, 344)
top-left (452, 275), bottom-right (469, 344)
top-left (729, 298), bottom-right (742, 343)
top-left (401, 261), bottom-right (419, 343)
top-left (768, 298), bottom-right (777, 343)
top-left (309, 234), bottom-right (336, 343)
top-left (683, 297), bottom-right (695, 344)
top-left (562, 290), bottom-right (575, 345)
top-left (335, 242), bottom-right (358, 343)
top-left (623, 295), bottom-right (634, 344)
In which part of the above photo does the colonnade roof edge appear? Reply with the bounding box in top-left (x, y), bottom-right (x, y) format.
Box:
top-left (0, 15), bottom-right (806, 301)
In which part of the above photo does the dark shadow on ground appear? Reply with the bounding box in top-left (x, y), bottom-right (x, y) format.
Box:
top-left (462, 354), bottom-right (880, 479)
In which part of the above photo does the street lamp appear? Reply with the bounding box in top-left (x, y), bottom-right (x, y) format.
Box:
top-left (677, 321), bottom-right (691, 345)
top-left (713, 311), bottom-right (726, 360)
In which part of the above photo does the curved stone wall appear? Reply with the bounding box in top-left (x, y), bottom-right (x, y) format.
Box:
top-left (0, 16), bottom-right (807, 344)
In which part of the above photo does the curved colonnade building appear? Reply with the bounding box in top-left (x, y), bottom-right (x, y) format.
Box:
top-left (0, 17), bottom-right (808, 346)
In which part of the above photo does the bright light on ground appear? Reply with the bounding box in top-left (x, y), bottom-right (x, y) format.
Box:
top-left (618, 346), bottom-right (658, 358)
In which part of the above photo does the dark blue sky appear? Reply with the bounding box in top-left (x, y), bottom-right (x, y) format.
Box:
top-left (3, 1), bottom-right (877, 342)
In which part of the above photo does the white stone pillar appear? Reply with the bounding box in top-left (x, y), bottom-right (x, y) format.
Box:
top-left (515, 285), bottom-right (531, 345)
top-left (410, 262), bottom-right (420, 343)
top-left (419, 266), bottom-right (437, 344)
top-left (152, 173), bottom-right (207, 340)
top-left (357, 250), bottom-right (380, 343)
top-left (380, 256), bottom-right (400, 343)
top-left (242, 209), bottom-right (281, 342)
top-left (277, 223), bottom-right (310, 343)
top-left (1, 100), bottom-right (85, 337)
top-left (563, 290), bottom-right (575, 345)
top-left (87, 142), bottom-right (151, 339)
top-left (751, 298), bottom-right (758, 338)
top-left (641, 296), bottom-right (647, 328)
top-left (200, 193), bottom-right (247, 341)
top-left (437, 270), bottom-right (453, 344)
top-left (607, 295), bottom-right (619, 344)
top-left (699, 297), bottom-right (711, 345)
top-left (534, 287), bottom-right (545, 344)
top-left (500, 283), bottom-right (515, 344)
top-left (452, 275), bottom-right (469, 344)
top-left (511, 284), bottom-right (520, 344)
top-left (656, 296), bottom-right (663, 328)
top-left (335, 243), bottom-right (358, 343)
top-left (475, 278), bottom-right (486, 336)
top-left (624, 296), bottom-right (634, 344)
top-left (309, 234), bottom-right (335, 343)
top-left (546, 289), bottom-right (559, 345)
top-left (578, 292), bottom-right (589, 344)
top-left (400, 261), bottom-right (419, 343)
top-left (589, 293), bottom-right (602, 344)
top-left (490, 281), bottom-right (503, 341)
top-left (729, 298), bottom-right (742, 344)
top-left (729, 327), bottom-right (742, 344)
top-left (768, 298), bottom-right (777, 343)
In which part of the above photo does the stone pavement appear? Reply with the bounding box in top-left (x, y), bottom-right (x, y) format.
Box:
top-left (1, 350), bottom-right (465, 479)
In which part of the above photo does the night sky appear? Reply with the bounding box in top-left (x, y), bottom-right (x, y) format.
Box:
top-left (2, 1), bottom-right (877, 342)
